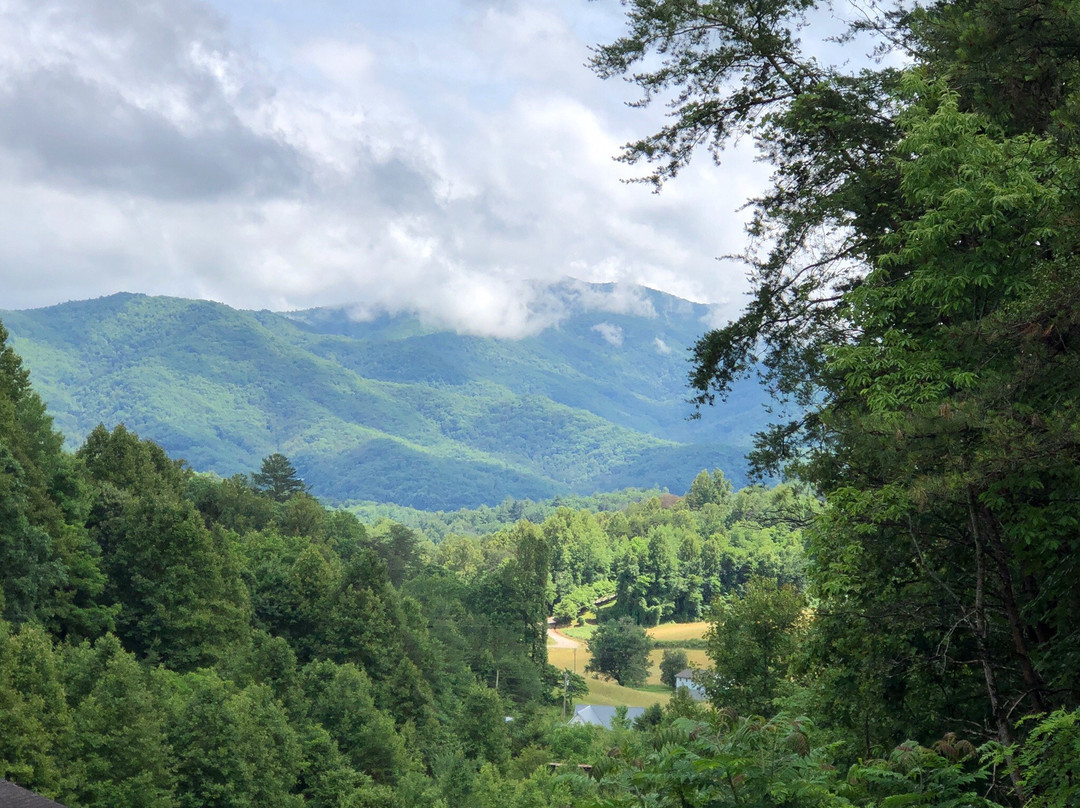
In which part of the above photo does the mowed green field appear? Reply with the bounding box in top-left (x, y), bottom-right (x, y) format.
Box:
top-left (548, 621), bottom-right (710, 707)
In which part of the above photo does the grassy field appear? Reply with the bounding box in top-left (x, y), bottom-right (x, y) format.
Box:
top-left (561, 624), bottom-right (596, 641)
top-left (549, 620), bottom-right (711, 708)
top-left (646, 621), bottom-right (709, 642)
top-left (548, 644), bottom-right (586, 674)
top-left (581, 676), bottom-right (671, 708)
top-left (561, 620), bottom-right (708, 644)
top-left (646, 648), bottom-right (710, 686)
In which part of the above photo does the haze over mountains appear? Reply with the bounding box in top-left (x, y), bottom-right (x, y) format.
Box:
top-left (1, 283), bottom-right (774, 509)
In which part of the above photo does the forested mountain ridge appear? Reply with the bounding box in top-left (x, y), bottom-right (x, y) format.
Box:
top-left (0, 285), bottom-right (773, 509)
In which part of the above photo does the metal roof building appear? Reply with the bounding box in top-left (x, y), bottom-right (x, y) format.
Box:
top-left (568, 704), bottom-right (646, 729)
top-left (0, 780), bottom-right (68, 808)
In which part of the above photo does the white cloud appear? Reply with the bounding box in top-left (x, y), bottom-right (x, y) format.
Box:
top-left (0, 0), bottom-right (775, 337)
top-left (591, 322), bottom-right (623, 347)
top-left (654, 337), bottom-right (671, 355)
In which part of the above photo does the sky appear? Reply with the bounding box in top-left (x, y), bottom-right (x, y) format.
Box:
top-left (0, 0), bottom-right (870, 337)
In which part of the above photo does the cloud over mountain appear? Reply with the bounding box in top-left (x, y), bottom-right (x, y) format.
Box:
top-left (0, 0), bottom-right (765, 335)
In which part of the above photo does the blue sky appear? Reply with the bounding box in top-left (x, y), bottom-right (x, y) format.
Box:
top-left (0, 0), bottom-right (871, 336)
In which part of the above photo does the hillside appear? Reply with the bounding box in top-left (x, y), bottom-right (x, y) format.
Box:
top-left (0, 284), bottom-right (774, 508)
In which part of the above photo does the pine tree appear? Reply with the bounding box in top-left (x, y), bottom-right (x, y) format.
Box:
top-left (252, 454), bottom-right (307, 503)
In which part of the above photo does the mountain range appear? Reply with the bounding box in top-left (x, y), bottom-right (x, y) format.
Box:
top-left (0, 284), bottom-right (775, 509)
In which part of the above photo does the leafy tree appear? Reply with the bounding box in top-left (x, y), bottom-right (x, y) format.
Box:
top-left (594, 0), bottom-right (1080, 766)
top-left (281, 543), bottom-right (342, 659)
top-left (0, 444), bottom-right (62, 625)
top-left (252, 453), bottom-right (307, 503)
top-left (1006, 708), bottom-right (1080, 808)
top-left (0, 324), bottom-right (108, 636)
top-left (585, 617), bottom-right (651, 687)
top-left (187, 473), bottom-right (275, 535)
top-left (368, 522), bottom-right (422, 587)
top-left (0, 622), bottom-right (72, 798)
top-left (552, 598), bottom-right (580, 627)
top-left (277, 493), bottom-right (327, 537)
top-left (659, 649), bottom-right (688, 690)
top-left (292, 723), bottom-right (373, 808)
top-left (542, 508), bottom-right (611, 600)
top-left (684, 469), bottom-right (733, 511)
top-left (86, 482), bottom-right (252, 670)
top-left (167, 671), bottom-right (304, 808)
top-left (470, 521), bottom-right (552, 679)
top-left (453, 684), bottom-right (510, 766)
top-left (63, 634), bottom-right (176, 808)
top-left (79, 423), bottom-right (188, 494)
top-left (704, 576), bottom-right (806, 715)
top-left (301, 660), bottom-right (409, 784)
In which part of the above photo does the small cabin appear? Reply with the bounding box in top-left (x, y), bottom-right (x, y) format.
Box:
top-left (674, 668), bottom-right (706, 701)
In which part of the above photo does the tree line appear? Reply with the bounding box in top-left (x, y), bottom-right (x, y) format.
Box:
top-left (437, 468), bottom-right (814, 628)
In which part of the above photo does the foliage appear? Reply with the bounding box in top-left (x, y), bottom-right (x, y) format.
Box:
top-left (593, 0), bottom-right (1080, 788)
top-left (1002, 709), bottom-right (1080, 808)
top-left (251, 453), bottom-right (308, 503)
top-left (63, 635), bottom-right (176, 808)
top-left (588, 714), bottom-right (846, 807)
top-left (847, 737), bottom-right (995, 808)
top-left (587, 712), bottom-right (1006, 808)
top-left (658, 649), bottom-right (687, 690)
top-left (704, 576), bottom-right (808, 716)
top-left (0, 330), bottom-right (585, 806)
top-left (534, 482), bottom-right (812, 630)
top-left (684, 469), bottom-right (734, 511)
top-left (0, 323), bottom-right (108, 638)
top-left (167, 670), bottom-right (304, 808)
top-left (585, 617), bottom-right (652, 687)
top-left (0, 304), bottom-right (1071, 808)
top-left (0, 622), bottom-right (72, 798)
top-left (350, 488), bottom-right (665, 542)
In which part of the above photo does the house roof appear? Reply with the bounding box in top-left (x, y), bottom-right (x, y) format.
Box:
top-left (0, 780), bottom-right (69, 808)
top-left (675, 668), bottom-right (695, 678)
top-left (568, 704), bottom-right (646, 729)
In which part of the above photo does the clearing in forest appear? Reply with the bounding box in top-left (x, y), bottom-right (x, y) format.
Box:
top-left (548, 621), bottom-right (711, 708)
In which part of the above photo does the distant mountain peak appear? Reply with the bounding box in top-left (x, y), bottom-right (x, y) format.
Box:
top-left (283, 279), bottom-right (712, 342)
top-left (0, 292), bottom-right (772, 509)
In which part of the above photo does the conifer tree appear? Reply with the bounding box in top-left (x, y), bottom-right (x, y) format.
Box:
top-left (252, 453), bottom-right (308, 503)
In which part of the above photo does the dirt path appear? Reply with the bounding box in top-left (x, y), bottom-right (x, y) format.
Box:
top-left (546, 626), bottom-right (584, 650)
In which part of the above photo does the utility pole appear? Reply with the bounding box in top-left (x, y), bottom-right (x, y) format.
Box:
top-left (562, 669), bottom-right (570, 720)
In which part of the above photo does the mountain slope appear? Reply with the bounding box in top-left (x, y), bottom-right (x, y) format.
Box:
top-left (0, 286), bottom-right (773, 508)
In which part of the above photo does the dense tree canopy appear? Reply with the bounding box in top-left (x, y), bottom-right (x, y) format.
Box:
top-left (594, 0), bottom-right (1080, 774)
top-left (704, 575), bottom-right (807, 716)
top-left (0, 331), bottom-right (585, 807)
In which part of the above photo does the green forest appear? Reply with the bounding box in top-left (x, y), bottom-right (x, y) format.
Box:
top-left (0, 286), bottom-right (766, 510)
top-left (0, 313), bottom-right (816, 804)
top-left (5, 0), bottom-right (1080, 805)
